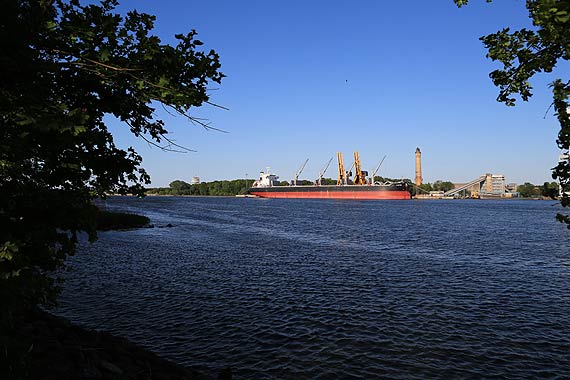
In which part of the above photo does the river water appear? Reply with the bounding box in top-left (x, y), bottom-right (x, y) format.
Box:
top-left (56, 197), bottom-right (570, 379)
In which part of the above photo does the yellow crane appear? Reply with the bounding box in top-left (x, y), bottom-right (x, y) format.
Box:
top-left (336, 152), bottom-right (346, 185)
top-left (353, 151), bottom-right (368, 185)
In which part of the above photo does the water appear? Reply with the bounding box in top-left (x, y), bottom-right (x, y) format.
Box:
top-left (56, 197), bottom-right (570, 379)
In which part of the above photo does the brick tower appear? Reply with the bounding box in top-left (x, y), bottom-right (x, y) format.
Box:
top-left (415, 147), bottom-right (423, 187)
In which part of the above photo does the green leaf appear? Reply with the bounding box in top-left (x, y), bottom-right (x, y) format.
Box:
top-left (100, 48), bottom-right (110, 62)
top-left (0, 242), bottom-right (18, 262)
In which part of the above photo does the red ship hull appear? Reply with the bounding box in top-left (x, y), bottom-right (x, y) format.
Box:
top-left (248, 184), bottom-right (411, 200)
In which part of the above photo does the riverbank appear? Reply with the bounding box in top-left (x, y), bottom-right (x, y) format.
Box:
top-left (1, 211), bottom-right (227, 380)
top-left (96, 210), bottom-right (151, 230)
top-left (1, 308), bottom-right (230, 380)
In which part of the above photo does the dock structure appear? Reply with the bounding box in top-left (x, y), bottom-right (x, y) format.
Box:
top-left (443, 176), bottom-right (486, 197)
top-left (442, 174), bottom-right (515, 198)
top-left (412, 149), bottom-right (516, 199)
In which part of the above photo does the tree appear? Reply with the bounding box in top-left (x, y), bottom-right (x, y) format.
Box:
top-left (440, 181), bottom-right (455, 192)
top-left (320, 177), bottom-right (337, 185)
top-left (432, 180), bottom-right (455, 192)
top-left (517, 182), bottom-right (539, 197)
top-left (169, 180), bottom-right (192, 193)
top-left (455, 0), bottom-right (570, 226)
top-left (542, 181), bottom-right (560, 198)
top-left (0, 0), bottom-right (223, 310)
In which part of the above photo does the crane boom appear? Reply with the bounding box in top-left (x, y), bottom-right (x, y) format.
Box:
top-left (293, 158), bottom-right (309, 186)
top-left (317, 157), bottom-right (334, 185)
top-left (371, 155), bottom-right (387, 180)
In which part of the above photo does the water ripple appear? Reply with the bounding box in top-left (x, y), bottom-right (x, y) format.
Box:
top-left (57, 197), bottom-right (570, 379)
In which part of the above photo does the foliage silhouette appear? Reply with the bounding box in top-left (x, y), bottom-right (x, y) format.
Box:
top-left (455, 0), bottom-right (570, 227)
top-left (0, 0), bottom-right (223, 309)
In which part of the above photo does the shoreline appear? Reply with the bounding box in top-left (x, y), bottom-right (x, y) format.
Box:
top-left (1, 215), bottom-right (228, 380)
top-left (2, 308), bottom-right (230, 380)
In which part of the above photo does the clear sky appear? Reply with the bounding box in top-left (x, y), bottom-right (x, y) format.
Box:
top-left (107, 0), bottom-right (569, 187)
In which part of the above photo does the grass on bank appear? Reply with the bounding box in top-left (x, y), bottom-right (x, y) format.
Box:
top-left (95, 210), bottom-right (150, 231)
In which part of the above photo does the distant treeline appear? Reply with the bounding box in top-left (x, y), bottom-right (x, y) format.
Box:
top-left (415, 180), bottom-right (560, 198)
top-left (517, 182), bottom-right (559, 198)
top-left (146, 177), bottom-right (413, 196)
top-left (417, 181), bottom-right (455, 193)
top-left (146, 179), bottom-right (251, 196)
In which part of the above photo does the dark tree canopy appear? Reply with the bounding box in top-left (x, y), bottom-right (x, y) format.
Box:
top-left (0, 0), bottom-right (223, 308)
top-left (517, 182), bottom-right (542, 197)
top-left (147, 179), bottom-right (252, 196)
top-left (455, 0), bottom-right (570, 226)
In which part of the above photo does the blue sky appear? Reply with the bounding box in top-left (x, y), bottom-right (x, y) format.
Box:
top-left (107, 0), bottom-right (568, 187)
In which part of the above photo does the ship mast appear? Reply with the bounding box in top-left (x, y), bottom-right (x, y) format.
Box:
top-left (346, 161), bottom-right (355, 184)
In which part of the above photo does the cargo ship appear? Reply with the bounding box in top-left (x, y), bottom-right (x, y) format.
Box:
top-left (247, 152), bottom-right (411, 200)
